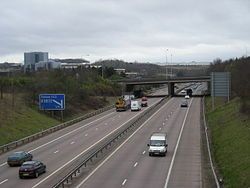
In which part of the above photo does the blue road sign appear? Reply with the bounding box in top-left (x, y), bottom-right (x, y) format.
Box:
top-left (39, 94), bottom-right (65, 110)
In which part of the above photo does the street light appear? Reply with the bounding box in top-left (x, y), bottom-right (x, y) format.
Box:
top-left (171, 53), bottom-right (173, 78)
top-left (166, 49), bottom-right (168, 80)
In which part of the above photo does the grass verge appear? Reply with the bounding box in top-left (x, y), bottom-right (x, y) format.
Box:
top-left (205, 97), bottom-right (250, 188)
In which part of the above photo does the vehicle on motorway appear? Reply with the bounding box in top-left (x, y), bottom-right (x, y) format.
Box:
top-left (131, 100), bottom-right (141, 111)
top-left (148, 132), bottom-right (168, 156)
top-left (115, 96), bottom-right (131, 111)
top-left (7, 151), bottom-right (33, 166)
top-left (19, 160), bottom-right (46, 178)
top-left (186, 88), bottom-right (193, 96)
top-left (180, 99), bottom-right (188, 107)
top-left (180, 90), bottom-right (186, 94)
top-left (141, 96), bottom-right (148, 107)
top-left (185, 95), bottom-right (190, 99)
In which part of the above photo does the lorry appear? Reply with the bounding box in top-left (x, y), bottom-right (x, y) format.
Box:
top-left (115, 96), bottom-right (131, 112)
top-left (147, 132), bottom-right (168, 156)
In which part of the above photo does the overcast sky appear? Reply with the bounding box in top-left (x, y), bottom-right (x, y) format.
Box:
top-left (0, 0), bottom-right (249, 64)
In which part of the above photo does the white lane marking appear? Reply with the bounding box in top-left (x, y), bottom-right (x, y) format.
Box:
top-left (164, 98), bottom-right (193, 188)
top-left (0, 179), bottom-right (8, 185)
top-left (133, 162), bottom-right (138, 167)
top-left (142, 151), bottom-right (146, 155)
top-left (163, 122), bottom-right (165, 125)
top-left (71, 141), bottom-right (75, 144)
top-left (54, 150), bottom-right (59, 154)
top-left (159, 127), bottom-right (162, 130)
top-left (28, 112), bottom-right (114, 154)
top-left (95, 128), bottom-right (98, 130)
top-left (104, 123), bottom-right (108, 125)
top-left (166, 118), bottom-right (168, 121)
top-left (122, 179), bottom-right (127, 186)
top-left (31, 100), bottom-right (162, 188)
top-left (75, 99), bottom-right (171, 188)
top-left (85, 134), bottom-right (88, 137)
top-left (0, 163), bottom-right (6, 167)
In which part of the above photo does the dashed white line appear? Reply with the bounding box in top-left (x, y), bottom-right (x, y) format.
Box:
top-left (0, 111), bottom-right (115, 168)
top-left (70, 141), bottom-right (75, 144)
top-left (163, 122), bottom-right (165, 125)
top-left (0, 163), bottom-right (6, 167)
top-left (122, 179), bottom-right (127, 186)
top-left (95, 128), bottom-right (98, 130)
top-left (164, 98), bottom-right (193, 188)
top-left (54, 150), bottom-right (59, 154)
top-left (85, 134), bottom-right (88, 136)
top-left (142, 151), bottom-right (146, 155)
top-left (0, 179), bottom-right (8, 185)
top-left (133, 162), bottom-right (138, 167)
top-left (104, 123), bottom-right (108, 125)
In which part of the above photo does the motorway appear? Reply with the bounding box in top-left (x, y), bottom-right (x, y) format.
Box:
top-left (0, 98), bottom-right (162, 188)
top-left (0, 84), bottom-right (205, 188)
top-left (74, 92), bottom-right (202, 188)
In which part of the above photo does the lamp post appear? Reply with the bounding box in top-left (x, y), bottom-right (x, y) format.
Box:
top-left (171, 53), bottom-right (173, 78)
top-left (166, 49), bottom-right (168, 80)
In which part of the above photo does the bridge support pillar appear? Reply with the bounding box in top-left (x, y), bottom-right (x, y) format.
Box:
top-left (168, 83), bottom-right (175, 96)
top-left (126, 85), bottom-right (134, 93)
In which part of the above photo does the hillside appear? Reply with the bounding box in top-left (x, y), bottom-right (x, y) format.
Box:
top-left (0, 94), bottom-right (60, 145)
top-left (205, 97), bottom-right (250, 188)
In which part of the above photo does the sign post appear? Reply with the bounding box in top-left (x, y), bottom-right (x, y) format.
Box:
top-left (211, 72), bottom-right (231, 110)
top-left (39, 94), bottom-right (65, 121)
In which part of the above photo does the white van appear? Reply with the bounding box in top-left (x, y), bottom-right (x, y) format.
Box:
top-left (147, 132), bottom-right (168, 156)
top-left (131, 100), bottom-right (141, 111)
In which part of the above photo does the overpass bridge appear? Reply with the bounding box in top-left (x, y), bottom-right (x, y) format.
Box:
top-left (115, 76), bottom-right (211, 96)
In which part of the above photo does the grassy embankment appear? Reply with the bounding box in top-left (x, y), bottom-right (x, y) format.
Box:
top-left (205, 97), bottom-right (250, 188)
top-left (0, 94), bottom-right (117, 146)
top-left (0, 94), bottom-right (60, 146)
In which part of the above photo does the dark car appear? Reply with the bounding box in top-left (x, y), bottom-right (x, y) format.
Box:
top-left (141, 97), bottom-right (148, 107)
top-left (180, 100), bottom-right (188, 107)
top-left (19, 160), bottom-right (46, 178)
top-left (7, 151), bottom-right (33, 167)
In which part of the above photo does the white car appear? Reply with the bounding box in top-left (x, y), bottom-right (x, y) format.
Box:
top-left (185, 95), bottom-right (190, 99)
top-left (181, 90), bottom-right (186, 94)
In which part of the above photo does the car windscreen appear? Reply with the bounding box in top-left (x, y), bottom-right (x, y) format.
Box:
top-left (21, 163), bottom-right (34, 169)
top-left (150, 140), bottom-right (165, 146)
top-left (8, 153), bottom-right (24, 159)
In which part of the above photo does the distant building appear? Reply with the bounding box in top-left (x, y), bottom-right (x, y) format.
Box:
top-left (35, 60), bottom-right (61, 71)
top-left (114, 68), bottom-right (126, 75)
top-left (24, 52), bottom-right (48, 72)
top-left (0, 62), bottom-right (22, 76)
top-left (125, 72), bottom-right (139, 78)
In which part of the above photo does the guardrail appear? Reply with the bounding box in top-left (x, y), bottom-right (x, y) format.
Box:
top-left (0, 105), bottom-right (114, 155)
top-left (53, 97), bottom-right (167, 188)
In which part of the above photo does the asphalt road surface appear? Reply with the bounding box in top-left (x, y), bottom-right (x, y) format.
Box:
top-left (75, 87), bottom-right (203, 188)
top-left (0, 98), bottom-right (162, 188)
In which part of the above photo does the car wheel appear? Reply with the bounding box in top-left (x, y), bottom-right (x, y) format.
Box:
top-left (35, 172), bottom-right (39, 178)
top-left (19, 175), bottom-right (23, 179)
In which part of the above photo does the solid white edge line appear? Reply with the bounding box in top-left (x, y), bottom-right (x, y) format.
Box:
top-left (32, 99), bottom-right (162, 188)
top-left (0, 179), bottom-right (8, 185)
top-left (164, 98), bottom-right (193, 188)
top-left (202, 97), bottom-right (220, 188)
top-left (75, 98), bottom-right (172, 188)
top-left (134, 162), bottom-right (138, 167)
top-left (0, 112), bottom-right (115, 168)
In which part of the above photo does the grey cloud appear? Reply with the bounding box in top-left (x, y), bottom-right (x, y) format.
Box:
top-left (0, 0), bottom-right (249, 63)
